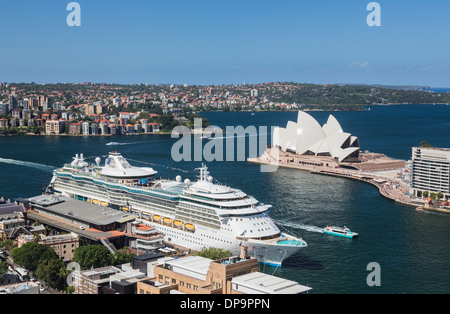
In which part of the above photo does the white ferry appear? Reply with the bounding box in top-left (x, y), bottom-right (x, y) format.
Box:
top-left (47, 151), bottom-right (307, 266)
top-left (323, 226), bottom-right (358, 239)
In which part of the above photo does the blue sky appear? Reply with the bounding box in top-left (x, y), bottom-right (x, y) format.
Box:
top-left (1, 0), bottom-right (450, 86)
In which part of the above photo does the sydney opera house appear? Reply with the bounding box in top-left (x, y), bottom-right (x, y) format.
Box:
top-left (272, 111), bottom-right (360, 163)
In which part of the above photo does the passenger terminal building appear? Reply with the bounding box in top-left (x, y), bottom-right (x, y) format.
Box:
top-left (411, 147), bottom-right (450, 199)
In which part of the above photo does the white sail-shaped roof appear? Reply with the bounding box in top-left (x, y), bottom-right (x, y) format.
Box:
top-left (272, 126), bottom-right (284, 148)
top-left (274, 111), bottom-right (360, 162)
top-left (282, 121), bottom-right (299, 152)
top-left (323, 114), bottom-right (343, 137)
top-left (295, 111), bottom-right (326, 155)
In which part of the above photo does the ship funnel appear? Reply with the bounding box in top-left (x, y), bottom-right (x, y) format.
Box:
top-left (240, 246), bottom-right (250, 259)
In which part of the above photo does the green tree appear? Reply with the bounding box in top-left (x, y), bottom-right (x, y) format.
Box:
top-left (195, 247), bottom-right (232, 260)
top-left (0, 261), bottom-right (8, 283)
top-left (72, 245), bottom-right (113, 270)
top-left (35, 258), bottom-right (68, 291)
top-left (10, 242), bottom-right (59, 272)
top-left (113, 250), bottom-right (136, 265)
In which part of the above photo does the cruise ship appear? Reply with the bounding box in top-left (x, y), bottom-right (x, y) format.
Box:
top-left (47, 151), bottom-right (307, 266)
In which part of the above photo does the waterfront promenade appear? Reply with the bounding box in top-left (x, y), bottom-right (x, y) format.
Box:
top-left (248, 147), bottom-right (424, 209)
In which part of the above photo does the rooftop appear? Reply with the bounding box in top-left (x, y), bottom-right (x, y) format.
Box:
top-left (231, 271), bottom-right (312, 294)
top-left (29, 195), bottom-right (137, 226)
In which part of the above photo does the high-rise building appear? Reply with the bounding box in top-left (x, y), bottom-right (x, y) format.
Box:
top-left (411, 147), bottom-right (450, 199)
top-left (9, 95), bottom-right (18, 110)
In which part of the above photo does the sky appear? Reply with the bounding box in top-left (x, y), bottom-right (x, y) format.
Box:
top-left (1, 0), bottom-right (450, 87)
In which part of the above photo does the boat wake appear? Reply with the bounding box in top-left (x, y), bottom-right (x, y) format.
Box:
top-left (277, 220), bottom-right (324, 234)
top-left (106, 142), bottom-right (140, 146)
top-left (0, 157), bottom-right (54, 172)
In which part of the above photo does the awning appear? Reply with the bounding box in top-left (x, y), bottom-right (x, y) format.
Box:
top-left (115, 215), bottom-right (138, 223)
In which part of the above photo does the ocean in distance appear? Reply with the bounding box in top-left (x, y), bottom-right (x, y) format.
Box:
top-left (0, 104), bottom-right (449, 294)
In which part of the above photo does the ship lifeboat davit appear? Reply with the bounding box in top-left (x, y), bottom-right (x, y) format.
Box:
top-left (163, 217), bottom-right (173, 224)
top-left (153, 215), bottom-right (161, 222)
top-left (185, 223), bottom-right (195, 231)
top-left (174, 220), bottom-right (183, 227)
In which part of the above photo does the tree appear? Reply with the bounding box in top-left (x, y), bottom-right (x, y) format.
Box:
top-left (113, 250), bottom-right (135, 265)
top-left (72, 245), bottom-right (113, 270)
top-left (35, 258), bottom-right (68, 291)
top-left (0, 261), bottom-right (8, 283)
top-left (195, 247), bottom-right (232, 260)
top-left (10, 242), bottom-right (59, 272)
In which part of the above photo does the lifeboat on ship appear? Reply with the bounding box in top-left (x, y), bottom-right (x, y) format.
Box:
top-left (92, 199), bottom-right (99, 205)
top-left (163, 217), bottom-right (173, 225)
top-left (153, 215), bottom-right (161, 222)
top-left (174, 220), bottom-right (183, 228)
top-left (185, 223), bottom-right (195, 232)
top-left (100, 201), bottom-right (108, 207)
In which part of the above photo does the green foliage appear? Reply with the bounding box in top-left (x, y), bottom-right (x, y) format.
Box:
top-left (10, 242), bottom-right (59, 272)
top-left (157, 114), bottom-right (180, 132)
top-left (35, 258), bottom-right (68, 291)
top-left (0, 261), bottom-right (8, 283)
top-left (0, 239), bottom-right (16, 251)
top-left (72, 245), bottom-right (113, 270)
top-left (113, 250), bottom-right (136, 265)
top-left (195, 247), bottom-right (232, 260)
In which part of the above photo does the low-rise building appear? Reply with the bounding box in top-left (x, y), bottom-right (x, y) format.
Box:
top-left (69, 122), bottom-right (81, 136)
top-left (45, 120), bottom-right (65, 135)
top-left (136, 246), bottom-right (311, 294)
top-left (18, 233), bottom-right (79, 261)
top-left (73, 266), bottom-right (122, 294)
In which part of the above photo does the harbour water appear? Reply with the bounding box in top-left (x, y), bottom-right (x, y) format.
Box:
top-left (0, 104), bottom-right (449, 293)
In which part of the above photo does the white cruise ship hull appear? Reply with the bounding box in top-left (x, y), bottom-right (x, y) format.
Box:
top-left (48, 152), bottom-right (307, 267)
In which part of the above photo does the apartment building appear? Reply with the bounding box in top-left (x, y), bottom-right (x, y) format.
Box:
top-left (411, 147), bottom-right (450, 199)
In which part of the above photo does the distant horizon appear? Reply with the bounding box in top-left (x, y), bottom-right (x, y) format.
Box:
top-left (2, 80), bottom-right (450, 90)
top-left (2, 1), bottom-right (450, 87)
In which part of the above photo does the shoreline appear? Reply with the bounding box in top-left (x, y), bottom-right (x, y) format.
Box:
top-left (247, 147), bottom-right (447, 214)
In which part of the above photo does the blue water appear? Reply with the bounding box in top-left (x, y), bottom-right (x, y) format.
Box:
top-left (0, 104), bottom-right (449, 293)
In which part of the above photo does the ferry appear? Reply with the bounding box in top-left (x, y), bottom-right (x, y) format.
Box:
top-left (323, 226), bottom-right (358, 239)
top-left (46, 151), bottom-right (307, 267)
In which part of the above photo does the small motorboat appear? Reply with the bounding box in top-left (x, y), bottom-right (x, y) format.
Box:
top-left (323, 226), bottom-right (358, 239)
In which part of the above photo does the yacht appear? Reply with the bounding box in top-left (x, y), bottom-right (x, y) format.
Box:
top-left (47, 151), bottom-right (307, 266)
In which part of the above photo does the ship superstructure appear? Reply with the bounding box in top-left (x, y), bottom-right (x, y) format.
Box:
top-left (48, 151), bottom-right (307, 266)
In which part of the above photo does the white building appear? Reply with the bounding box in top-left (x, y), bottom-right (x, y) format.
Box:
top-left (81, 121), bottom-right (90, 135)
top-left (250, 89), bottom-right (259, 97)
top-left (411, 147), bottom-right (450, 199)
top-left (273, 111), bottom-right (360, 163)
